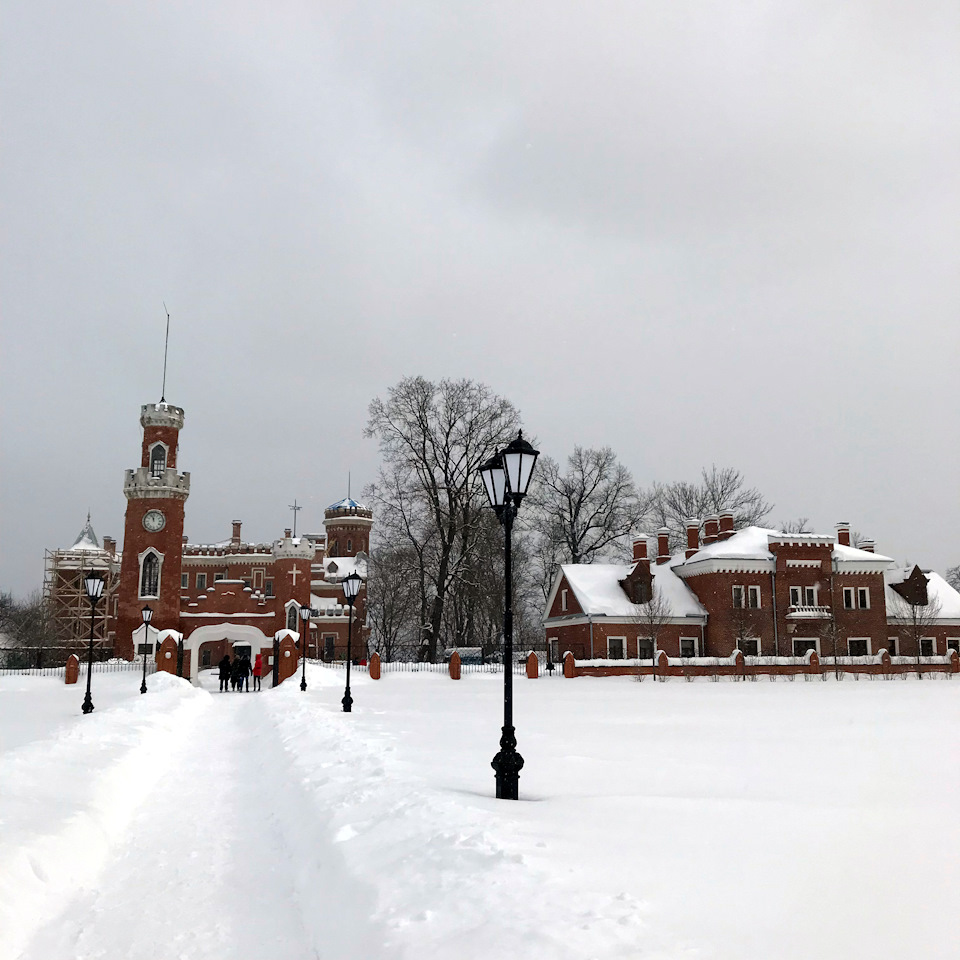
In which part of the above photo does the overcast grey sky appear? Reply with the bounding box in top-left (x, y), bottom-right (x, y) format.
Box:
top-left (2, 1), bottom-right (958, 596)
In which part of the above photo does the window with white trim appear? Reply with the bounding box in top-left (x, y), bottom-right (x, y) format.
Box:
top-left (747, 585), bottom-right (761, 609)
top-left (857, 587), bottom-right (870, 609)
top-left (732, 585), bottom-right (745, 609)
top-left (214, 572), bottom-right (225, 582)
top-left (196, 573), bottom-right (207, 590)
top-left (287, 605), bottom-right (299, 631)
top-left (790, 586), bottom-right (802, 606)
top-left (560, 589), bottom-right (568, 612)
top-left (253, 569), bottom-right (264, 590)
top-left (803, 586), bottom-right (817, 606)
top-left (920, 637), bottom-right (935, 657)
top-left (607, 637), bottom-right (625, 659)
top-left (847, 638), bottom-right (868, 656)
top-left (140, 551), bottom-right (160, 597)
top-left (149, 443), bottom-right (166, 478)
top-left (887, 636), bottom-right (898, 656)
top-left (947, 638), bottom-right (959, 653)
top-left (680, 637), bottom-right (697, 657)
top-left (181, 572), bottom-right (189, 589)
top-left (843, 588), bottom-right (855, 610)
top-left (548, 638), bottom-right (559, 662)
top-left (265, 580), bottom-right (274, 597)
top-left (638, 637), bottom-right (655, 660)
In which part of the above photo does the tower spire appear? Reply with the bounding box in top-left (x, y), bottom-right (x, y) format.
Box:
top-left (289, 499), bottom-right (302, 538)
top-left (160, 302), bottom-right (171, 402)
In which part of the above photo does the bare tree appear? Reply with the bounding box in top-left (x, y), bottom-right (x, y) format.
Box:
top-left (526, 446), bottom-right (649, 601)
top-left (888, 577), bottom-right (943, 679)
top-left (730, 594), bottom-right (762, 679)
top-left (648, 465), bottom-right (772, 552)
top-left (0, 591), bottom-right (55, 648)
top-left (780, 517), bottom-right (813, 534)
top-left (631, 586), bottom-right (672, 682)
top-left (364, 377), bottom-right (521, 662)
top-left (366, 543), bottom-right (419, 661)
top-left (946, 565), bottom-right (960, 592)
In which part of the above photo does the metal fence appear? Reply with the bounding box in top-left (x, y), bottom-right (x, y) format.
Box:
top-left (0, 647), bottom-right (156, 678)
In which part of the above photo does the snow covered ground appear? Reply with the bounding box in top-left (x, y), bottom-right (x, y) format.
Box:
top-left (1, 667), bottom-right (958, 959)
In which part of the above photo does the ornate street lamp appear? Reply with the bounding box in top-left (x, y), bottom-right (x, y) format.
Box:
top-left (340, 570), bottom-right (362, 713)
top-left (81, 570), bottom-right (105, 715)
top-left (479, 430), bottom-right (540, 800)
top-left (140, 605), bottom-right (153, 694)
top-left (299, 604), bottom-right (313, 692)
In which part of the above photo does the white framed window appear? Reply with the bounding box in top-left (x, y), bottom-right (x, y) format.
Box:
top-left (347, 539), bottom-right (353, 553)
top-left (792, 637), bottom-right (818, 656)
top-left (857, 587), bottom-right (870, 609)
top-left (638, 637), bottom-right (655, 660)
top-left (803, 586), bottom-right (817, 606)
top-left (847, 638), bottom-right (869, 656)
top-left (181, 572), bottom-right (189, 590)
top-left (732, 585), bottom-right (745, 609)
top-left (286, 604), bottom-right (300, 632)
top-left (214, 572), bottom-right (225, 582)
top-left (253, 569), bottom-right (264, 590)
top-left (560, 589), bottom-right (568, 612)
top-left (548, 638), bottom-right (559, 662)
top-left (607, 637), bottom-right (625, 659)
top-left (265, 580), bottom-right (274, 597)
top-left (139, 549), bottom-right (161, 598)
top-left (789, 586), bottom-right (802, 606)
top-left (680, 637), bottom-right (697, 657)
top-left (843, 588), bottom-right (855, 610)
top-left (920, 637), bottom-right (935, 657)
top-left (149, 442), bottom-right (167, 478)
top-left (196, 573), bottom-right (207, 590)
top-left (887, 636), bottom-right (898, 656)
top-left (747, 585), bottom-right (761, 609)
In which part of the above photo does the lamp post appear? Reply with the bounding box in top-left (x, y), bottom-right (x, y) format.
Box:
top-left (81, 570), bottom-right (105, 715)
top-left (299, 604), bottom-right (313, 692)
top-left (479, 430), bottom-right (539, 800)
top-left (140, 605), bottom-right (153, 694)
top-left (340, 570), bottom-right (362, 712)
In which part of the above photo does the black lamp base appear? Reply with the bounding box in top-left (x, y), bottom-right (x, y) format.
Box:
top-left (491, 725), bottom-right (524, 800)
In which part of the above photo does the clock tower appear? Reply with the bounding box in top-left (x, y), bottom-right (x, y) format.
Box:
top-left (115, 402), bottom-right (190, 660)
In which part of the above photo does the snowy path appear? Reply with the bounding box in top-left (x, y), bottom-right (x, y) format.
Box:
top-left (13, 688), bottom-right (392, 960)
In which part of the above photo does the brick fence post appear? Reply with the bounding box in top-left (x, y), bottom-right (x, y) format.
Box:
top-left (369, 652), bottom-right (381, 680)
top-left (563, 651), bottom-right (576, 678)
top-left (65, 653), bottom-right (79, 684)
top-left (526, 651), bottom-right (539, 679)
top-left (449, 651), bottom-right (461, 680)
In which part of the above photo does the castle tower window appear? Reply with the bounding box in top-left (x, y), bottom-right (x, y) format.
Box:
top-left (140, 552), bottom-right (160, 597)
top-left (196, 573), bottom-right (207, 590)
top-left (287, 605), bottom-right (299, 632)
top-left (265, 580), bottom-right (274, 597)
top-left (732, 586), bottom-right (745, 609)
top-left (747, 586), bottom-right (761, 609)
top-left (149, 444), bottom-right (166, 478)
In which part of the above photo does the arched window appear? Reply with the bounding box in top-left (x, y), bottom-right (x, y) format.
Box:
top-left (141, 552), bottom-right (160, 597)
top-left (287, 605), bottom-right (299, 631)
top-left (150, 444), bottom-right (167, 478)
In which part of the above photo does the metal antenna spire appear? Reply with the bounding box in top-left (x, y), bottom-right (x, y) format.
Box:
top-left (348, 471), bottom-right (351, 499)
top-left (289, 499), bottom-right (302, 538)
top-left (160, 302), bottom-right (171, 402)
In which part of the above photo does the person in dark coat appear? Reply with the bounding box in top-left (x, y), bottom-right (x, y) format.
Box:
top-left (238, 654), bottom-right (252, 692)
top-left (230, 656), bottom-right (243, 691)
top-left (218, 654), bottom-right (231, 692)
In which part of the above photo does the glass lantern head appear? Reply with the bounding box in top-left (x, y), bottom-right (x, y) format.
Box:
top-left (84, 571), bottom-right (105, 601)
top-left (341, 570), bottom-right (362, 603)
top-left (478, 452), bottom-right (508, 509)
top-left (501, 431), bottom-right (539, 499)
top-left (141, 604), bottom-right (153, 624)
top-left (299, 604), bottom-right (312, 623)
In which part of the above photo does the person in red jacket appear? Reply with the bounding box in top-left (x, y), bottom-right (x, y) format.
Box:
top-left (252, 653), bottom-right (263, 691)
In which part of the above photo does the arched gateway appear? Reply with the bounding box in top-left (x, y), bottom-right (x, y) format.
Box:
top-left (183, 624), bottom-right (273, 684)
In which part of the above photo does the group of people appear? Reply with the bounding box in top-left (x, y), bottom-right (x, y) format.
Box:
top-left (217, 652), bottom-right (264, 692)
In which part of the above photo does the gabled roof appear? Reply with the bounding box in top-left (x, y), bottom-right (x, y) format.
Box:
top-left (548, 558), bottom-right (707, 620)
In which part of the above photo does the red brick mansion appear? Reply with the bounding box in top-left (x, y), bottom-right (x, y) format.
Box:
top-left (544, 514), bottom-right (960, 662)
top-left (108, 400), bottom-right (371, 676)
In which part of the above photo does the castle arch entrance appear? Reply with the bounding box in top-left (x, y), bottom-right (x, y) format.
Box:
top-left (182, 624), bottom-right (271, 685)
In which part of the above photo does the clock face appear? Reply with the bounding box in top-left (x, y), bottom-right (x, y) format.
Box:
top-left (142, 509), bottom-right (166, 533)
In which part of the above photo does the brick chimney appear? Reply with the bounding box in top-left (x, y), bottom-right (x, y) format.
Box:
top-left (858, 538), bottom-right (875, 554)
top-left (103, 536), bottom-right (116, 556)
top-left (718, 511), bottom-right (734, 541)
top-left (284, 528), bottom-right (292, 539)
top-left (685, 519), bottom-right (700, 559)
top-left (656, 527), bottom-right (671, 564)
top-left (632, 536), bottom-right (648, 562)
top-left (835, 522), bottom-right (851, 547)
top-left (704, 515), bottom-right (719, 545)
top-left (231, 520), bottom-right (242, 546)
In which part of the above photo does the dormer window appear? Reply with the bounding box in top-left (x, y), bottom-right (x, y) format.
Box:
top-left (149, 444), bottom-right (167, 478)
top-left (632, 581), bottom-right (650, 604)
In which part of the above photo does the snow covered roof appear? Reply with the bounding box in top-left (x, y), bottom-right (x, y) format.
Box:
top-left (310, 594), bottom-right (345, 611)
top-left (557, 558), bottom-right (707, 620)
top-left (322, 556), bottom-right (368, 579)
top-left (884, 568), bottom-right (960, 620)
top-left (71, 518), bottom-right (101, 552)
top-left (678, 526), bottom-right (894, 568)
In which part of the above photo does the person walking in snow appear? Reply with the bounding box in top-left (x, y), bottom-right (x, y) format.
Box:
top-left (238, 653), bottom-right (252, 692)
top-left (252, 653), bottom-right (263, 691)
top-left (230, 656), bottom-right (242, 691)
top-left (218, 654), bottom-right (231, 692)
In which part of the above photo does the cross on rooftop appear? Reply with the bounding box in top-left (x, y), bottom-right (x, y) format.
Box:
top-left (288, 564), bottom-right (303, 586)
